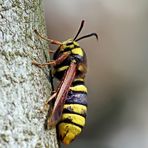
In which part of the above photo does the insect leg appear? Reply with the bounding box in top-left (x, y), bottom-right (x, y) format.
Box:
top-left (45, 92), bottom-right (57, 104)
top-left (40, 92), bottom-right (57, 113)
top-left (32, 52), bottom-right (70, 68)
top-left (34, 29), bottom-right (62, 45)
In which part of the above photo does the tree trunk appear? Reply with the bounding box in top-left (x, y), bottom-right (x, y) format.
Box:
top-left (0, 1), bottom-right (58, 147)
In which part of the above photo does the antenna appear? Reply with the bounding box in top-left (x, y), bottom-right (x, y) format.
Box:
top-left (75, 33), bottom-right (98, 41)
top-left (73, 20), bottom-right (85, 41)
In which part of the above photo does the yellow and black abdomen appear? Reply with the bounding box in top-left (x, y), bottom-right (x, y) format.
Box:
top-left (58, 79), bottom-right (87, 144)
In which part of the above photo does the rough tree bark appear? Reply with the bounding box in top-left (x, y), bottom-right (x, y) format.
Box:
top-left (0, 0), bottom-right (58, 147)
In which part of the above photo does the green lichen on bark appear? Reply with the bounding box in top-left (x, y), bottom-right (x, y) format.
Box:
top-left (0, 0), bottom-right (58, 147)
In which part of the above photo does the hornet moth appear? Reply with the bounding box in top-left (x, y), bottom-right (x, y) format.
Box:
top-left (32, 20), bottom-right (98, 145)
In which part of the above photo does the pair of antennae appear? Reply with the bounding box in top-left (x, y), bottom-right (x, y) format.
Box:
top-left (34, 20), bottom-right (98, 45)
top-left (73, 20), bottom-right (98, 41)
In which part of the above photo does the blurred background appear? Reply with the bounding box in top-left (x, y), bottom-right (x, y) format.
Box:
top-left (44, 0), bottom-right (148, 148)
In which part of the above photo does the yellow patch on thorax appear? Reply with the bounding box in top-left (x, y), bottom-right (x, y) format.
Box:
top-left (71, 48), bottom-right (83, 56)
top-left (56, 66), bottom-right (69, 72)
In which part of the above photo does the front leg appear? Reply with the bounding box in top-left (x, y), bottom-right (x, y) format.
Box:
top-left (32, 60), bottom-right (56, 68)
top-left (32, 52), bottom-right (70, 68)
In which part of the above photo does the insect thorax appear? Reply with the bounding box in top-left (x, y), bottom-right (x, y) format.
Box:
top-left (53, 39), bottom-right (87, 80)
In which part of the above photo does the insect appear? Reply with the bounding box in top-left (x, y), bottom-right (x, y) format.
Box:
top-left (32, 20), bottom-right (98, 144)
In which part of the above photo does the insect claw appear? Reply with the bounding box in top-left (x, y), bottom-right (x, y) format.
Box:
top-left (32, 60), bottom-right (38, 65)
top-left (37, 105), bottom-right (49, 113)
top-left (32, 60), bottom-right (42, 67)
top-left (42, 102), bottom-right (50, 111)
top-left (37, 93), bottom-right (57, 113)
